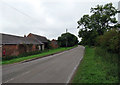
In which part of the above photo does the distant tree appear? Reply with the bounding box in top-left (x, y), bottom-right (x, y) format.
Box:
top-left (58, 32), bottom-right (78, 47)
top-left (77, 3), bottom-right (119, 46)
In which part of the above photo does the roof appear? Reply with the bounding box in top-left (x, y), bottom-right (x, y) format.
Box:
top-left (0, 33), bottom-right (43, 45)
top-left (28, 33), bottom-right (48, 43)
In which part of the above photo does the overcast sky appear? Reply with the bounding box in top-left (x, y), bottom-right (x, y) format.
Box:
top-left (0, 0), bottom-right (119, 40)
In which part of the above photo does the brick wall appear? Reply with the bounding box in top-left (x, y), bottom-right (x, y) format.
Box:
top-left (2, 44), bottom-right (39, 57)
top-left (32, 45), bottom-right (36, 51)
top-left (2, 45), bottom-right (19, 57)
top-left (50, 40), bottom-right (58, 49)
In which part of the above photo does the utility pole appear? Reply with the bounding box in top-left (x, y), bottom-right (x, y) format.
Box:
top-left (66, 29), bottom-right (68, 47)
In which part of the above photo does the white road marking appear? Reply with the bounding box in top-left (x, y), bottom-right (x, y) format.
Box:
top-left (4, 71), bottom-right (30, 83)
top-left (66, 57), bottom-right (83, 84)
top-left (4, 78), bottom-right (14, 83)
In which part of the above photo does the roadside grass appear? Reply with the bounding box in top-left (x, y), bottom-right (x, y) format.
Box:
top-left (72, 46), bottom-right (119, 83)
top-left (2, 46), bottom-right (76, 65)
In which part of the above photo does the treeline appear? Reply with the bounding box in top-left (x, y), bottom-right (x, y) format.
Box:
top-left (78, 3), bottom-right (120, 55)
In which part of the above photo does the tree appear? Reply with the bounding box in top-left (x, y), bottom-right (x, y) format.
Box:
top-left (58, 32), bottom-right (78, 47)
top-left (90, 3), bottom-right (117, 34)
top-left (77, 3), bottom-right (118, 46)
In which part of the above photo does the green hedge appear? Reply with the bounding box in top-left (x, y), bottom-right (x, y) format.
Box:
top-left (2, 50), bottom-right (45, 60)
top-left (96, 29), bottom-right (120, 55)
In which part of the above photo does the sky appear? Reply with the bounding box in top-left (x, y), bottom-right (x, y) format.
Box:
top-left (0, 0), bottom-right (119, 41)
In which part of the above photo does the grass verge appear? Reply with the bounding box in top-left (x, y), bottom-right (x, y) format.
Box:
top-left (72, 46), bottom-right (119, 83)
top-left (2, 46), bottom-right (76, 65)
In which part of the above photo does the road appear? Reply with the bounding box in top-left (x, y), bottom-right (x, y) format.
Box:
top-left (2, 45), bottom-right (85, 83)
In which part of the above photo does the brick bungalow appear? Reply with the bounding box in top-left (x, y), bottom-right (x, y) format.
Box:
top-left (1, 33), bottom-right (44, 57)
top-left (27, 33), bottom-right (49, 49)
top-left (50, 39), bottom-right (59, 49)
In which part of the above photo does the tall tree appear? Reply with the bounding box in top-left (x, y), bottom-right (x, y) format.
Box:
top-left (78, 3), bottom-right (118, 46)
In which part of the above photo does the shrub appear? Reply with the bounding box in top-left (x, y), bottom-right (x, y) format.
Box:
top-left (2, 50), bottom-right (42, 60)
top-left (96, 29), bottom-right (120, 54)
top-left (95, 47), bottom-right (119, 63)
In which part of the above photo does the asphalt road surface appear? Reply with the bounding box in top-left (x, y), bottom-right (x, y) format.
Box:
top-left (2, 45), bottom-right (85, 83)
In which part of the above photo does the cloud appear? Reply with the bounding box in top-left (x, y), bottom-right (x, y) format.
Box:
top-left (0, 0), bottom-right (118, 40)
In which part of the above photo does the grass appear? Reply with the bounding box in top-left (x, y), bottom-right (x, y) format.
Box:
top-left (72, 46), bottom-right (119, 83)
top-left (2, 46), bottom-right (76, 65)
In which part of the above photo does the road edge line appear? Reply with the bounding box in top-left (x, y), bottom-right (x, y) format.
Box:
top-left (66, 46), bottom-right (85, 84)
top-left (66, 56), bottom-right (83, 84)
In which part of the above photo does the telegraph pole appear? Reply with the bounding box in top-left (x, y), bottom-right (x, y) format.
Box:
top-left (66, 29), bottom-right (68, 47)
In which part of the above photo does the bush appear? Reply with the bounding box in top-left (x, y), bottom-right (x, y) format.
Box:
top-left (96, 29), bottom-right (120, 54)
top-left (95, 47), bottom-right (119, 63)
top-left (2, 50), bottom-right (43, 60)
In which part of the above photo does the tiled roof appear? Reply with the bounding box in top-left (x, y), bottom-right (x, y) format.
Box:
top-left (0, 33), bottom-right (43, 45)
top-left (28, 33), bottom-right (48, 43)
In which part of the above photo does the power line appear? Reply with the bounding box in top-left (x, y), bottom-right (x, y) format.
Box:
top-left (1, 0), bottom-right (34, 20)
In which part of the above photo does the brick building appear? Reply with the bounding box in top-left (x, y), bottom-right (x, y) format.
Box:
top-left (1, 33), bottom-right (44, 57)
top-left (50, 39), bottom-right (59, 49)
top-left (27, 33), bottom-right (49, 49)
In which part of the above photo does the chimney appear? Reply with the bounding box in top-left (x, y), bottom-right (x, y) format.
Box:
top-left (24, 35), bottom-right (26, 37)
